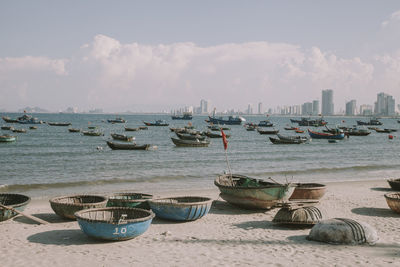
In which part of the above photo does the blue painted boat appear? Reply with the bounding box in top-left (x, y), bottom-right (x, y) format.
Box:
top-left (75, 207), bottom-right (154, 241)
top-left (17, 114), bottom-right (43, 124)
top-left (148, 196), bottom-right (212, 221)
top-left (0, 193), bottom-right (31, 221)
top-left (207, 116), bottom-right (245, 125)
top-left (308, 129), bottom-right (345, 140)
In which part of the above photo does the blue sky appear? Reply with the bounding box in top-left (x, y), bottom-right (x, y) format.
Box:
top-left (1, 1), bottom-right (400, 112)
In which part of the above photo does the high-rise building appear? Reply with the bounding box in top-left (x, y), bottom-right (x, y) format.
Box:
top-left (359, 104), bottom-right (373, 116)
top-left (375, 93), bottom-right (395, 116)
top-left (301, 102), bottom-right (313, 115)
top-left (200, 99), bottom-right (209, 114)
top-left (345, 100), bottom-right (357, 116)
top-left (312, 100), bottom-right (319, 115)
top-left (247, 104), bottom-right (253, 115)
top-left (258, 102), bottom-right (263, 114)
top-left (322, 89), bottom-right (334, 115)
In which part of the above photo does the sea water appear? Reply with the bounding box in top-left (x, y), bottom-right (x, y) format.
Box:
top-left (1, 113), bottom-right (399, 198)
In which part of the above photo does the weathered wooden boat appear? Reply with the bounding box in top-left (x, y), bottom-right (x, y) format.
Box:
top-left (82, 130), bottom-right (103, 136)
top-left (204, 131), bottom-right (230, 138)
top-left (0, 135), bottom-right (17, 142)
top-left (289, 183), bottom-right (326, 200)
top-left (2, 116), bottom-right (19, 123)
top-left (148, 196), bottom-right (212, 221)
top-left (16, 114), bottom-right (43, 124)
top-left (214, 174), bottom-right (295, 210)
top-left (207, 115), bottom-right (245, 125)
top-left (308, 129), bottom-right (345, 140)
top-left (106, 141), bottom-right (151, 150)
top-left (124, 126), bottom-right (139, 131)
top-left (257, 128), bottom-right (279, 135)
top-left (375, 128), bottom-right (392, 133)
top-left (107, 117), bottom-right (126, 123)
top-left (111, 133), bottom-right (135, 142)
top-left (171, 112), bottom-right (193, 120)
top-left (138, 126), bottom-right (148, 130)
top-left (12, 128), bottom-right (27, 133)
top-left (171, 137), bottom-right (210, 147)
top-left (385, 193), bottom-right (400, 214)
top-left (68, 128), bottom-right (81, 133)
top-left (208, 125), bottom-right (230, 131)
top-left (269, 137), bottom-right (305, 144)
top-left (29, 126), bottom-right (37, 130)
top-left (75, 207), bottom-right (154, 241)
top-left (277, 134), bottom-right (308, 142)
top-left (0, 193), bottom-right (31, 222)
top-left (176, 132), bottom-right (206, 141)
top-left (388, 179), bottom-right (400, 191)
top-left (357, 119), bottom-right (382, 126)
top-left (1, 125), bottom-right (14, 130)
top-left (47, 122), bottom-right (71, 126)
top-left (284, 126), bottom-right (299, 130)
top-left (49, 195), bottom-right (108, 220)
top-left (107, 193), bottom-right (153, 209)
top-left (245, 124), bottom-right (257, 131)
top-left (143, 120), bottom-right (169, 126)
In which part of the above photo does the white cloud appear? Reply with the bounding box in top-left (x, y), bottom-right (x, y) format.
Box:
top-left (0, 34), bottom-right (399, 112)
top-left (381, 10), bottom-right (400, 28)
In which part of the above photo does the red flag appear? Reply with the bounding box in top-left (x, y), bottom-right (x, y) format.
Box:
top-left (221, 129), bottom-right (228, 150)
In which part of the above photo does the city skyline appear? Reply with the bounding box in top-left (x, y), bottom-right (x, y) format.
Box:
top-left (1, 2), bottom-right (400, 112)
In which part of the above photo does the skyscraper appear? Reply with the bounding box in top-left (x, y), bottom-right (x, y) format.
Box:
top-left (312, 100), bottom-right (319, 115)
top-left (345, 100), bottom-right (357, 116)
top-left (322, 89), bottom-right (334, 115)
top-left (375, 93), bottom-right (395, 116)
top-left (258, 102), bottom-right (263, 115)
top-left (200, 99), bottom-right (209, 114)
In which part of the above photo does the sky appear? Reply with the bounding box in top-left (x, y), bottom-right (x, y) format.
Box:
top-left (1, 1), bottom-right (400, 113)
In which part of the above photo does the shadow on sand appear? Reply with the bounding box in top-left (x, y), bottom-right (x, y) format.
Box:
top-left (351, 207), bottom-right (400, 218)
top-left (14, 213), bottom-right (73, 225)
top-left (27, 229), bottom-right (100, 245)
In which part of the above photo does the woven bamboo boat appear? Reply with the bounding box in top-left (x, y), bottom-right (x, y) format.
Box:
top-left (75, 207), bottom-right (154, 241)
top-left (50, 195), bottom-right (108, 220)
top-left (148, 196), bottom-right (212, 221)
top-left (273, 206), bottom-right (325, 226)
top-left (289, 183), bottom-right (326, 201)
top-left (387, 179), bottom-right (400, 191)
top-left (107, 193), bottom-right (153, 210)
top-left (0, 193), bottom-right (31, 221)
top-left (384, 193), bottom-right (400, 214)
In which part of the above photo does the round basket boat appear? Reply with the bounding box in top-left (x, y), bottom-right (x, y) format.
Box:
top-left (148, 196), bottom-right (213, 221)
top-left (50, 195), bottom-right (108, 220)
top-left (75, 207), bottom-right (154, 241)
top-left (384, 192), bottom-right (400, 214)
top-left (0, 193), bottom-right (31, 222)
top-left (107, 193), bottom-right (153, 210)
top-left (308, 218), bottom-right (378, 245)
top-left (289, 183), bottom-right (326, 201)
top-left (387, 179), bottom-right (400, 191)
top-left (273, 206), bottom-right (325, 226)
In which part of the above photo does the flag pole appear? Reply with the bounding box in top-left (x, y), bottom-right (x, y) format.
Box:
top-left (221, 128), bottom-right (233, 185)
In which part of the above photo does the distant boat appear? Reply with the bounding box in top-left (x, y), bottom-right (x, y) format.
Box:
top-left (48, 122), bottom-right (71, 126)
top-left (82, 130), bottom-right (103, 136)
top-left (176, 132), bottom-right (206, 141)
top-left (171, 137), bottom-right (210, 147)
top-left (171, 112), bottom-right (193, 120)
top-left (2, 116), bottom-right (19, 123)
top-left (269, 137), bottom-right (306, 144)
top-left (68, 128), bottom-right (81, 133)
top-left (356, 119), bottom-right (382, 126)
top-left (1, 126), bottom-right (14, 131)
top-left (107, 117), bottom-right (126, 123)
top-left (291, 117), bottom-right (327, 127)
top-left (204, 131), bottom-right (231, 138)
top-left (143, 120), bottom-right (169, 126)
top-left (111, 133), bottom-right (135, 142)
top-left (12, 128), bottom-right (26, 133)
top-left (208, 125), bottom-right (230, 131)
top-left (257, 128), bottom-right (279, 135)
top-left (16, 114), bottom-right (43, 124)
top-left (375, 128), bottom-right (393, 133)
top-left (124, 126), bottom-right (139, 131)
top-left (308, 129), bottom-right (345, 139)
top-left (207, 116), bottom-right (245, 125)
top-left (345, 128), bottom-right (371, 136)
top-left (276, 134), bottom-right (308, 143)
top-left (29, 126), bottom-right (37, 130)
top-left (258, 120), bottom-right (274, 127)
top-left (106, 141), bottom-right (151, 150)
top-left (138, 126), bottom-right (148, 130)
top-left (0, 135), bottom-right (16, 142)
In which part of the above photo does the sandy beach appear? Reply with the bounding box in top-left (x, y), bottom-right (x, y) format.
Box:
top-left (1, 179), bottom-right (399, 267)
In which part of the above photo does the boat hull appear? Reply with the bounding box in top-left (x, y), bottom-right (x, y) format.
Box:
top-left (0, 194), bottom-right (31, 222)
top-left (208, 116), bottom-right (243, 125)
top-left (308, 129), bottom-right (345, 139)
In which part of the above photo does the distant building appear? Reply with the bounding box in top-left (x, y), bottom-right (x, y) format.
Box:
top-left (200, 99), bottom-right (210, 114)
top-left (312, 100), bottom-right (319, 115)
top-left (258, 102), bottom-right (263, 114)
top-left (345, 100), bottom-right (357, 116)
top-left (322, 89), bottom-right (334, 115)
top-left (359, 104), bottom-right (373, 116)
top-left (247, 104), bottom-right (253, 115)
top-left (301, 102), bottom-right (313, 115)
top-left (374, 93), bottom-right (395, 116)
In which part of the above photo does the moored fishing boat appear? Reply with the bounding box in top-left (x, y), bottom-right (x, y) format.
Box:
top-left (176, 132), bottom-right (206, 141)
top-left (12, 128), bottom-right (27, 133)
top-left (171, 112), bottom-right (193, 120)
top-left (111, 133), bottom-right (135, 142)
top-left (0, 135), bottom-right (17, 142)
top-left (207, 115), bottom-right (245, 125)
top-left (16, 114), bottom-right (43, 124)
top-left (143, 120), bottom-right (169, 126)
top-left (269, 137), bottom-right (306, 144)
top-left (107, 117), bottom-right (126, 123)
top-left (48, 122), bottom-right (72, 126)
top-left (204, 131), bottom-right (231, 138)
top-left (357, 118), bottom-right (382, 126)
top-left (82, 130), bottom-right (103, 136)
top-left (214, 174), bottom-right (295, 210)
top-left (345, 128), bottom-right (371, 136)
top-left (124, 126), bottom-right (139, 131)
top-left (68, 128), bottom-right (81, 133)
top-left (106, 141), bottom-right (151, 150)
top-left (1, 125), bottom-right (14, 130)
top-left (171, 137), bottom-right (210, 147)
top-left (2, 116), bottom-right (19, 123)
top-left (257, 128), bottom-right (279, 135)
top-left (75, 207), bottom-right (154, 241)
top-left (258, 120), bottom-right (274, 127)
top-left (308, 129), bottom-right (345, 139)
